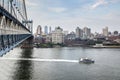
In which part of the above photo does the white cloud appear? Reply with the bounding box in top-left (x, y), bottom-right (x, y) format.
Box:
top-left (91, 0), bottom-right (108, 9)
top-left (48, 7), bottom-right (67, 13)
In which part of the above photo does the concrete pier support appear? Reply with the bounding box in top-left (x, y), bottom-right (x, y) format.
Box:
top-left (21, 36), bottom-right (33, 49)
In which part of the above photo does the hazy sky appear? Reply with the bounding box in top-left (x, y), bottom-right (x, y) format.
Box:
top-left (26, 0), bottom-right (120, 33)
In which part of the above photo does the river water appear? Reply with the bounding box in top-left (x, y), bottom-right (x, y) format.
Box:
top-left (0, 47), bottom-right (120, 80)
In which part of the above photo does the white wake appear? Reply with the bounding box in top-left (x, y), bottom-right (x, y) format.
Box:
top-left (0, 57), bottom-right (78, 63)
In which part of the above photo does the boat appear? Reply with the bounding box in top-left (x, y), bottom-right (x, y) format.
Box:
top-left (79, 58), bottom-right (94, 64)
top-left (92, 44), bottom-right (104, 48)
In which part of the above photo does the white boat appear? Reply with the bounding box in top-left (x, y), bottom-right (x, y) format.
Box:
top-left (79, 58), bottom-right (94, 64)
top-left (92, 44), bottom-right (104, 48)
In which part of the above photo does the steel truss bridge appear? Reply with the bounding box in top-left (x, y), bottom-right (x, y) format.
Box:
top-left (0, 0), bottom-right (33, 56)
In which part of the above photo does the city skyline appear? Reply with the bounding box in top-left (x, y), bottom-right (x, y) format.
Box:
top-left (35, 25), bottom-right (119, 34)
top-left (26, 0), bottom-right (120, 33)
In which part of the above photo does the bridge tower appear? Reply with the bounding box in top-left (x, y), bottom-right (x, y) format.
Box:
top-left (21, 20), bottom-right (33, 48)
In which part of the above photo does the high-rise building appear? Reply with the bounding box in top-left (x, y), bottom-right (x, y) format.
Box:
top-left (76, 27), bottom-right (80, 38)
top-left (79, 29), bottom-right (83, 38)
top-left (36, 25), bottom-right (42, 35)
top-left (83, 27), bottom-right (91, 39)
top-left (88, 28), bottom-right (91, 37)
top-left (49, 26), bottom-right (52, 33)
top-left (44, 26), bottom-right (48, 35)
top-left (52, 27), bottom-right (64, 44)
top-left (65, 32), bottom-right (76, 40)
top-left (103, 27), bottom-right (108, 36)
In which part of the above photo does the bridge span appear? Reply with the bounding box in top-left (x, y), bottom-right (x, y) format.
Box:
top-left (0, 0), bottom-right (33, 56)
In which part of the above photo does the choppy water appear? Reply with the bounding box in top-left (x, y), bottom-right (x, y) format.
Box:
top-left (0, 47), bottom-right (120, 80)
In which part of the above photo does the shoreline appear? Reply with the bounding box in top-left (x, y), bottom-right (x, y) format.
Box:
top-left (91, 46), bottom-right (120, 48)
top-left (33, 45), bottom-right (120, 48)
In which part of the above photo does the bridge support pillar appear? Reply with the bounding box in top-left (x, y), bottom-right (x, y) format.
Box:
top-left (21, 36), bottom-right (33, 49)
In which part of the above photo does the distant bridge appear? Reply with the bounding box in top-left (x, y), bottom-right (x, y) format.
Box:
top-left (0, 0), bottom-right (33, 56)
